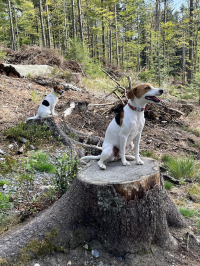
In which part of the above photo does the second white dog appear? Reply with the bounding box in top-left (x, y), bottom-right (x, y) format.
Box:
top-left (81, 83), bottom-right (163, 169)
top-left (27, 85), bottom-right (64, 120)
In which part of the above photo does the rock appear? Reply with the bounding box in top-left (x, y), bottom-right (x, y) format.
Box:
top-left (91, 250), bottom-right (100, 258)
top-left (3, 184), bottom-right (8, 190)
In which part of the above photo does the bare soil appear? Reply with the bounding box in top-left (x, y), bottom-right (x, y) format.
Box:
top-left (0, 74), bottom-right (200, 265)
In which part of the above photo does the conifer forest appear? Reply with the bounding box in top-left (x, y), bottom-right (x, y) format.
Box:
top-left (0, 0), bottom-right (199, 86)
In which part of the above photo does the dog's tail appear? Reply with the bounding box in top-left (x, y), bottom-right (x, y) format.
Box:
top-left (27, 114), bottom-right (39, 121)
top-left (81, 155), bottom-right (101, 160)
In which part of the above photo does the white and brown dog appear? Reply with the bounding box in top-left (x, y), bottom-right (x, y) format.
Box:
top-left (27, 85), bottom-right (64, 120)
top-left (81, 83), bottom-right (163, 169)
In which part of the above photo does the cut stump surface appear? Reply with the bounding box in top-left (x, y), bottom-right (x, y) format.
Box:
top-left (79, 158), bottom-right (160, 201)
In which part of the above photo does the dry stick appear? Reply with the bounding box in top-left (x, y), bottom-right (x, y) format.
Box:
top-left (88, 102), bottom-right (117, 107)
top-left (98, 69), bottom-right (127, 104)
top-left (114, 91), bottom-right (125, 105)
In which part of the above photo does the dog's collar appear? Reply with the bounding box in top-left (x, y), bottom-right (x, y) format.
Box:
top-left (51, 91), bottom-right (59, 97)
top-left (128, 103), bottom-right (145, 112)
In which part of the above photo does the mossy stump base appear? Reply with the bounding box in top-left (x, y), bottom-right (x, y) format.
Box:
top-left (0, 158), bottom-right (187, 263)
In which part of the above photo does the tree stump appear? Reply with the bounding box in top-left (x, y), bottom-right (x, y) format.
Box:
top-left (0, 158), bottom-right (188, 263)
top-left (77, 158), bottom-right (186, 255)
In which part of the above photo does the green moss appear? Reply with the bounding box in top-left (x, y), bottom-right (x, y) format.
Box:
top-left (13, 228), bottom-right (58, 265)
top-left (0, 258), bottom-right (9, 266)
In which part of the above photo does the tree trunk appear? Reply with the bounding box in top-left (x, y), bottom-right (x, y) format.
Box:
top-left (114, 3), bottom-right (119, 67)
top-left (77, 0), bottom-right (84, 44)
top-left (8, 0), bottom-right (16, 51)
top-left (187, 0), bottom-right (194, 84)
top-left (101, 0), bottom-right (106, 61)
top-left (45, 1), bottom-right (51, 48)
top-left (71, 0), bottom-right (76, 38)
top-left (39, 0), bottom-right (46, 47)
top-left (109, 22), bottom-right (112, 65)
top-left (182, 30), bottom-right (186, 85)
top-left (0, 157), bottom-right (189, 264)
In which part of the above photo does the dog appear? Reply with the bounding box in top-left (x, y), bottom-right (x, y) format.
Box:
top-left (81, 83), bottom-right (163, 170)
top-left (27, 85), bottom-right (64, 120)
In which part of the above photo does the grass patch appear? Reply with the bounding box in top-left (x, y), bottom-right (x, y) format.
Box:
top-left (4, 122), bottom-right (61, 147)
top-left (179, 207), bottom-right (198, 218)
top-left (30, 90), bottom-right (43, 103)
top-left (140, 150), bottom-right (158, 160)
top-left (0, 192), bottom-right (12, 212)
top-left (186, 184), bottom-right (200, 201)
top-left (0, 180), bottom-right (10, 186)
top-left (164, 180), bottom-right (174, 190)
top-left (81, 76), bottom-right (114, 92)
top-left (162, 154), bottom-right (200, 181)
top-left (26, 151), bottom-right (56, 173)
top-left (181, 126), bottom-right (200, 137)
top-left (173, 198), bottom-right (186, 206)
top-left (53, 152), bottom-right (79, 197)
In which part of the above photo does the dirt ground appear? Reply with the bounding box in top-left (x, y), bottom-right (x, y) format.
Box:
top-left (0, 74), bottom-right (200, 265)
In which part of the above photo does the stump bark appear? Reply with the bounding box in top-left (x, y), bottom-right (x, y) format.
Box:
top-left (0, 158), bottom-right (188, 263)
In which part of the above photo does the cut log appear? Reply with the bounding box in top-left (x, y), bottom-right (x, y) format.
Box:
top-left (0, 158), bottom-right (190, 265)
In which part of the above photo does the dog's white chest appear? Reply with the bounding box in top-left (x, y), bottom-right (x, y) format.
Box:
top-left (128, 119), bottom-right (144, 140)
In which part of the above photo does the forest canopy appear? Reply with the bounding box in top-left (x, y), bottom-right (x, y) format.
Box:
top-left (0, 0), bottom-right (198, 85)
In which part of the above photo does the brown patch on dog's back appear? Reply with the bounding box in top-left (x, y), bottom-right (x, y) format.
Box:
top-left (115, 110), bottom-right (124, 127)
top-left (127, 83), bottom-right (152, 100)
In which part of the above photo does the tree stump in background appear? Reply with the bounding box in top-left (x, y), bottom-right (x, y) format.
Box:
top-left (0, 158), bottom-right (188, 263)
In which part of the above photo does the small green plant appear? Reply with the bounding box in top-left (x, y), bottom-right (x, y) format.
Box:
top-left (0, 48), bottom-right (6, 61)
top-left (162, 154), bottom-right (200, 181)
top-left (30, 90), bottom-right (42, 102)
top-left (53, 152), bottom-right (79, 197)
top-left (26, 151), bottom-right (56, 173)
top-left (164, 180), bottom-right (174, 190)
top-left (4, 122), bottom-right (60, 147)
top-left (140, 150), bottom-right (158, 160)
top-left (0, 192), bottom-right (12, 212)
top-left (0, 155), bottom-right (18, 174)
top-left (0, 180), bottom-right (10, 186)
top-left (179, 207), bottom-right (198, 218)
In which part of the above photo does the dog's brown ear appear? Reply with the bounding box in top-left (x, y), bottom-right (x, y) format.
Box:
top-left (127, 87), bottom-right (137, 101)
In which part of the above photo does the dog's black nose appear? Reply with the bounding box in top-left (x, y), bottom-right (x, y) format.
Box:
top-left (159, 89), bottom-right (163, 94)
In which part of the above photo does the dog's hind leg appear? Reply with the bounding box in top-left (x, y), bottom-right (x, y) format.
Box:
top-left (125, 142), bottom-right (135, 161)
top-left (98, 146), bottom-right (113, 170)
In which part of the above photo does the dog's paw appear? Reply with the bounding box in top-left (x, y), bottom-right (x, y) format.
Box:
top-left (98, 161), bottom-right (106, 170)
top-left (125, 155), bottom-right (135, 161)
top-left (122, 160), bottom-right (131, 166)
top-left (136, 159), bottom-right (144, 165)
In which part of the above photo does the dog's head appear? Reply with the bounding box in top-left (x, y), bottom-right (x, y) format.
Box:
top-left (127, 83), bottom-right (163, 103)
top-left (53, 85), bottom-right (64, 95)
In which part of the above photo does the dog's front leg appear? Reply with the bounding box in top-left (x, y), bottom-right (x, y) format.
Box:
top-left (119, 135), bottom-right (131, 166)
top-left (134, 133), bottom-right (144, 165)
top-left (51, 104), bottom-right (57, 116)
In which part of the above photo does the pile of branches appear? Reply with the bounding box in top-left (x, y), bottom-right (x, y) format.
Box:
top-left (89, 68), bottom-right (185, 124)
top-left (2, 45), bottom-right (82, 73)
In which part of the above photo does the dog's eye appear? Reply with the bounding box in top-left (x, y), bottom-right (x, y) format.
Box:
top-left (145, 87), bottom-right (149, 90)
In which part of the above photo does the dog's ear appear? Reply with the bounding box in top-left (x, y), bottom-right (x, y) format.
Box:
top-left (127, 87), bottom-right (137, 101)
top-left (53, 85), bottom-right (58, 91)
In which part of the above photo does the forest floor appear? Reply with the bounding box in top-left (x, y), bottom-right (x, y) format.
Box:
top-left (0, 73), bottom-right (200, 266)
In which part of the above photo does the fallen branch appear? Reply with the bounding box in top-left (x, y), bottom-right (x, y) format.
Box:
top-left (61, 83), bottom-right (82, 92)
